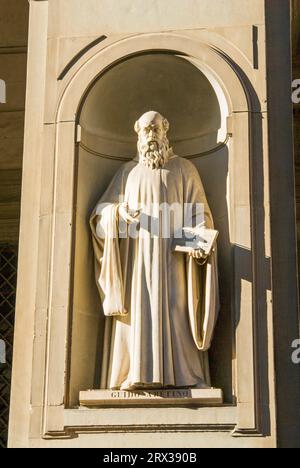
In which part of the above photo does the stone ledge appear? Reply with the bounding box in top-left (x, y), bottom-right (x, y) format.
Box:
top-left (79, 388), bottom-right (223, 407)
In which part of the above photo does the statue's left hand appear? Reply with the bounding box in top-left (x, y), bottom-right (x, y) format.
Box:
top-left (189, 248), bottom-right (208, 261)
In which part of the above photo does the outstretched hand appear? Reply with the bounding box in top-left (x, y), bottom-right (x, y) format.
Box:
top-left (118, 202), bottom-right (141, 225)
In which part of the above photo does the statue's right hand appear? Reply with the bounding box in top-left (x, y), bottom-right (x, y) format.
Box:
top-left (118, 202), bottom-right (141, 225)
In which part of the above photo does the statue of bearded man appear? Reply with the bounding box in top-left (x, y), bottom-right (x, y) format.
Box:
top-left (90, 111), bottom-right (219, 391)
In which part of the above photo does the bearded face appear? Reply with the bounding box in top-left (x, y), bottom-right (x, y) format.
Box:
top-left (135, 112), bottom-right (171, 170)
top-left (138, 136), bottom-right (170, 170)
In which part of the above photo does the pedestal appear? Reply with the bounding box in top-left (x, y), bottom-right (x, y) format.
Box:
top-left (79, 388), bottom-right (223, 407)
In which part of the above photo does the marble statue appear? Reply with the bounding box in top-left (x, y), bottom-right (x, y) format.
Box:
top-left (90, 111), bottom-right (219, 391)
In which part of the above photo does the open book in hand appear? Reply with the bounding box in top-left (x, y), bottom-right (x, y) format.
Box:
top-left (173, 223), bottom-right (219, 256)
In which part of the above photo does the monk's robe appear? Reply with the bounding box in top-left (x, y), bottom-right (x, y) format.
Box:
top-left (90, 153), bottom-right (219, 390)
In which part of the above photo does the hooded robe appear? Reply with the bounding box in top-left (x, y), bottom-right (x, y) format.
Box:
top-left (90, 153), bottom-right (219, 390)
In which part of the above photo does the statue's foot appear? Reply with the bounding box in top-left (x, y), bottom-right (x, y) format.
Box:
top-left (117, 381), bottom-right (211, 391)
top-left (120, 382), bottom-right (162, 391)
top-left (194, 381), bottom-right (211, 389)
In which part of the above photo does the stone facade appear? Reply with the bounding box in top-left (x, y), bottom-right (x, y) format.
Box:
top-left (1, 0), bottom-right (299, 448)
top-left (0, 0), bottom-right (28, 243)
top-left (0, 0), bottom-right (28, 448)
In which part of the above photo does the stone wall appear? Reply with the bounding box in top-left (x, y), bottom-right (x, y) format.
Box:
top-left (4, 0), bottom-right (300, 449)
top-left (292, 0), bottom-right (300, 281)
top-left (0, 0), bottom-right (28, 449)
top-left (0, 0), bottom-right (28, 243)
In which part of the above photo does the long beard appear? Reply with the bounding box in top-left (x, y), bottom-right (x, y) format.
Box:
top-left (138, 139), bottom-right (170, 170)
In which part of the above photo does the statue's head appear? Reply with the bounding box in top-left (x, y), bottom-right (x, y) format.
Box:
top-left (134, 111), bottom-right (171, 169)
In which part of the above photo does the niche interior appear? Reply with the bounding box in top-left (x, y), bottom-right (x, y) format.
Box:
top-left (68, 52), bottom-right (233, 406)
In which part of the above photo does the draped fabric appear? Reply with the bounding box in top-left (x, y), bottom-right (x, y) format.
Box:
top-left (90, 155), bottom-right (219, 390)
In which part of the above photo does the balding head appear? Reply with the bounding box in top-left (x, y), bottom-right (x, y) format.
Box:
top-left (135, 111), bottom-right (171, 170)
top-left (134, 111), bottom-right (169, 135)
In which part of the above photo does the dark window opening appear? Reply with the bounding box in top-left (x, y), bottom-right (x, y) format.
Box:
top-left (0, 245), bottom-right (18, 448)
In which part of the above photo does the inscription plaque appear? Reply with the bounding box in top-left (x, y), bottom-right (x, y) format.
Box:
top-left (79, 388), bottom-right (223, 406)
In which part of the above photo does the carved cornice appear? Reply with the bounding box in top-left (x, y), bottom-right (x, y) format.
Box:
top-left (43, 423), bottom-right (236, 440)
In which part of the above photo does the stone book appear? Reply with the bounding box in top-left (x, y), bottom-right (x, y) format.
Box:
top-left (173, 226), bottom-right (219, 256)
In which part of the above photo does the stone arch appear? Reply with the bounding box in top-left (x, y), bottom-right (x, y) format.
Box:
top-left (55, 32), bottom-right (250, 123)
top-left (43, 31), bottom-right (259, 435)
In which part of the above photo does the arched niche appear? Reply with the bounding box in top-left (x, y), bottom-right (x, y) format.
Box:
top-left (42, 32), bottom-right (259, 436)
top-left (79, 53), bottom-right (226, 157)
top-left (68, 51), bottom-right (233, 406)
